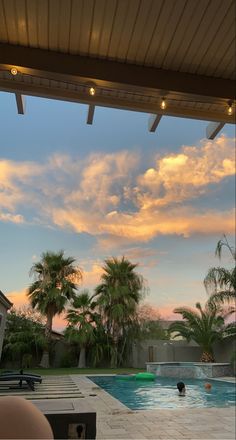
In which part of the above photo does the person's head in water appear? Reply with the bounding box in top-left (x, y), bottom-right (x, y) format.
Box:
top-left (204, 383), bottom-right (212, 391)
top-left (177, 381), bottom-right (186, 396)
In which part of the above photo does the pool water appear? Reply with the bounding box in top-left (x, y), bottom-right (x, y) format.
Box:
top-left (89, 376), bottom-right (236, 410)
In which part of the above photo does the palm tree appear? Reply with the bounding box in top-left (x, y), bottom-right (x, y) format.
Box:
top-left (27, 250), bottom-right (82, 367)
top-left (94, 257), bottom-right (145, 367)
top-left (204, 235), bottom-right (235, 304)
top-left (65, 290), bottom-right (98, 368)
top-left (169, 299), bottom-right (234, 362)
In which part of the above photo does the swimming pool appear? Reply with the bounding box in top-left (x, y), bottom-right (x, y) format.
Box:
top-left (89, 376), bottom-right (236, 410)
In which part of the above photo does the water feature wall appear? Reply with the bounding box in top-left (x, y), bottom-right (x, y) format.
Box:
top-left (146, 362), bottom-right (232, 378)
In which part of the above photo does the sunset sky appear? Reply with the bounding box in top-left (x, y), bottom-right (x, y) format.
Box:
top-left (0, 91), bottom-right (235, 330)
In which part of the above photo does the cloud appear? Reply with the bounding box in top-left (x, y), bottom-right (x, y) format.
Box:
top-left (52, 314), bottom-right (67, 332)
top-left (5, 289), bottom-right (29, 308)
top-left (0, 135), bottom-right (235, 244)
top-left (122, 247), bottom-right (158, 261)
top-left (4, 287), bottom-right (179, 329)
top-left (156, 304), bottom-right (182, 320)
top-left (0, 212), bottom-right (24, 223)
top-left (64, 151), bottom-right (139, 212)
top-left (5, 288), bottom-right (67, 331)
top-left (136, 134), bottom-right (235, 208)
top-left (81, 263), bottom-right (103, 287)
top-left (93, 207), bottom-right (235, 241)
top-left (0, 158), bottom-right (42, 211)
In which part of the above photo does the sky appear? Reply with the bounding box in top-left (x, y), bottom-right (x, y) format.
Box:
top-left (0, 91), bottom-right (235, 330)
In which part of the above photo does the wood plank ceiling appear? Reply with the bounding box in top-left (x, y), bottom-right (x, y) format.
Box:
top-left (0, 0), bottom-right (235, 132)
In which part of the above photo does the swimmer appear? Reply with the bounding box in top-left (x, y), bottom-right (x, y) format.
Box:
top-left (204, 383), bottom-right (212, 391)
top-left (177, 381), bottom-right (186, 396)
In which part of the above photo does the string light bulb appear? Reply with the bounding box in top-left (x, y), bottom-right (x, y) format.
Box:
top-left (10, 67), bottom-right (18, 76)
top-left (89, 86), bottom-right (96, 96)
top-left (227, 102), bottom-right (233, 115)
top-left (161, 98), bottom-right (166, 110)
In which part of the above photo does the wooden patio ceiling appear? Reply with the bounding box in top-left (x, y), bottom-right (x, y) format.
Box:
top-left (0, 0), bottom-right (235, 138)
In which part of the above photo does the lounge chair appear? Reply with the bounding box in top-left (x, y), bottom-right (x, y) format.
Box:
top-left (1, 369), bottom-right (41, 378)
top-left (0, 372), bottom-right (42, 391)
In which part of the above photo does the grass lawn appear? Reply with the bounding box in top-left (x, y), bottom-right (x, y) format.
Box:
top-left (0, 368), bottom-right (145, 376)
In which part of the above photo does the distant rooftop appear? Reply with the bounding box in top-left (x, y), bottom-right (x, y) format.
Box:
top-left (0, 290), bottom-right (13, 310)
top-left (159, 320), bottom-right (179, 330)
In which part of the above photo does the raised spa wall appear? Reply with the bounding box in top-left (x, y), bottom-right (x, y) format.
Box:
top-left (146, 362), bottom-right (232, 378)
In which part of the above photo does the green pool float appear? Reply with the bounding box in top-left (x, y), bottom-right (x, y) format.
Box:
top-left (115, 374), bottom-right (135, 380)
top-left (135, 372), bottom-right (156, 381)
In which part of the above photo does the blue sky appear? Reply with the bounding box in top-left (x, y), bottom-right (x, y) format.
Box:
top-left (0, 92), bottom-right (235, 329)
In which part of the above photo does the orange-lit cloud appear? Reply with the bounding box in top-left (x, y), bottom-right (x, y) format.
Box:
top-left (81, 263), bottom-right (104, 287)
top-left (0, 135), bottom-right (235, 244)
top-left (0, 212), bottom-right (24, 223)
top-left (100, 207), bottom-right (235, 240)
top-left (0, 159), bottom-right (42, 211)
top-left (122, 247), bottom-right (159, 261)
top-left (156, 304), bottom-right (182, 320)
top-left (5, 288), bottom-right (67, 332)
top-left (136, 135), bottom-right (235, 208)
top-left (54, 206), bottom-right (234, 242)
top-left (5, 288), bottom-right (29, 308)
top-left (5, 287), bottom-right (180, 330)
top-left (65, 151), bottom-right (139, 211)
top-left (52, 313), bottom-right (67, 332)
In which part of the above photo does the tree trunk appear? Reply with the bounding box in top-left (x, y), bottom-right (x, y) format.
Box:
top-left (39, 352), bottom-right (50, 369)
top-left (78, 347), bottom-right (86, 368)
top-left (39, 312), bottom-right (53, 368)
top-left (111, 325), bottom-right (119, 368)
top-left (111, 345), bottom-right (118, 368)
top-left (119, 335), bottom-right (127, 367)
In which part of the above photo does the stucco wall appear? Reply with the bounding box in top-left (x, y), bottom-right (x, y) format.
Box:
top-left (53, 340), bottom-right (70, 367)
top-left (131, 339), bottom-right (235, 368)
top-left (214, 338), bottom-right (235, 363)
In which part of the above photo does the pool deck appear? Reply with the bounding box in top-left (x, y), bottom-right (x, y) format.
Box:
top-left (32, 375), bottom-right (235, 440)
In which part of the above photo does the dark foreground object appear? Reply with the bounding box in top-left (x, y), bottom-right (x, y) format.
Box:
top-left (45, 412), bottom-right (96, 439)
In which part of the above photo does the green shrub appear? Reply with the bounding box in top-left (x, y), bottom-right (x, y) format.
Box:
top-left (59, 352), bottom-right (77, 368)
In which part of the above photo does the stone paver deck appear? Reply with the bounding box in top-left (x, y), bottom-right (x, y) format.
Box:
top-left (0, 375), bottom-right (84, 399)
top-left (33, 375), bottom-right (235, 440)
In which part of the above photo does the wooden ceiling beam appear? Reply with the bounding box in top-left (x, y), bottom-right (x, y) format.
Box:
top-left (87, 104), bottom-right (95, 124)
top-left (206, 122), bottom-right (225, 139)
top-left (0, 79), bottom-right (235, 124)
top-left (0, 43), bottom-right (235, 101)
top-left (15, 93), bottom-right (25, 114)
top-left (148, 114), bottom-right (162, 132)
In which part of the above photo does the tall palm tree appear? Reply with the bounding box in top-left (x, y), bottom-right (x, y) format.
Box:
top-left (94, 257), bottom-right (145, 367)
top-left (204, 235), bottom-right (235, 304)
top-left (27, 250), bottom-right (82, 367)
top-left (169, 299), bottom-right (234, 362)
top-left (65, 290), bottom-right (98, 368)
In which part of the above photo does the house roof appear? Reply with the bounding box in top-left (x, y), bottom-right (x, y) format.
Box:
top-left (0, 0), bottom-right (235, 136)
top-left (51, 330), bottom-right (64, 340)
top-left (159, 320), bottom-right (179, 330)
top-left (0, 290), bottom-right (13, 310)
